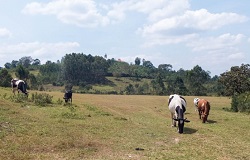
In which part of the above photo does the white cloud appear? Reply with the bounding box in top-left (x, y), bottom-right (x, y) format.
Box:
top-left (228, 52), bottom-right (245, 60)
top-left (140, 33), bottom-right (198, 47)
top-left (187, 33), bottom-right (245, 52)
top-left (0, 28), bottom-right (12, 38)
top-left (22, 0), bottom-right (109, 27)
top-left (107, 0), bottom-right (189, 23)
top-left (133, 0), bottom-right (190, 22)
top-left (188, 34), bottom-right (246, 75)
top-left (0, 42), bottom-right (80, 64)
top-left (22, 0), bottom-right (190, 27)
top-left (139, 9), bottom-right (248, 36)
top-left (22, 0), bottom-right (247, 33)
top-left (182, 9), bottom-right (248, 30)
top-left (136, 8), bottom-right (248, 49)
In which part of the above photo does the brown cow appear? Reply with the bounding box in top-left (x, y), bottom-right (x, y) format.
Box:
top-left (197, 99), bottom-right (210, 123)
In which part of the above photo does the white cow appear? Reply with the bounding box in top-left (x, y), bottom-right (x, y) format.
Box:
top-left (11, 78), bottom-right (28, 96)
top-left (168, 94), bottom-right (190, 134)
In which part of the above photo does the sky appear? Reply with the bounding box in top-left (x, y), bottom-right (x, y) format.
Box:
top-left (0, 0), bottom-right (250, 76)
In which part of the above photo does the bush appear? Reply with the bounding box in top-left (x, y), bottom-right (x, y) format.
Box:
top-left (31, 92), bottom-right (53, 106)
top-left (9, 94), bottom-right (28, 103)
top-left (57, 98), bottom-right (63, 105)
top-left (231, 92), bottom-right (250, 113)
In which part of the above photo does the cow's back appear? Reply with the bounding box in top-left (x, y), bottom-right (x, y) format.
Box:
top-left (168, 94), bottom-right (183, 113)
top-left (197, 99), bottom-right (208, 111)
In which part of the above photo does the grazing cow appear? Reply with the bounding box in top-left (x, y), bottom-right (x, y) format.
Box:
top-left (11, 78), bottom-right (28, 96)
top-left (63, 90), bottom-right (72, 103)
top-left (196, 99), bottom-right (210, 123)
top-left (168, 94), bottom-right (190, 134)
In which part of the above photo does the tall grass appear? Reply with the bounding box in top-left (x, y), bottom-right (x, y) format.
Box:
top-left (0, 88), bottom-right (249, 159)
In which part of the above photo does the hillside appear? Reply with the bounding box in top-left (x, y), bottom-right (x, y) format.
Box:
top-left (0, 87), bottom-right (249, 159)
top-left (41, 76), bottom-right (153, 94)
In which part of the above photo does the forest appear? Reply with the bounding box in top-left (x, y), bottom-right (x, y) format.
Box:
top-left (0, 53), bottom-right (249, 112)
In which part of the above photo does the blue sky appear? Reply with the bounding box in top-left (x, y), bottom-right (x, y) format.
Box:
top-left (0, 0), bottom-right (249, 76)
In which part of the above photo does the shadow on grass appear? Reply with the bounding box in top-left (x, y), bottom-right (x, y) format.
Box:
top-left (184, 127), bottom-right (197, 134)
top-left (207, 120), bottom-right (217, 124)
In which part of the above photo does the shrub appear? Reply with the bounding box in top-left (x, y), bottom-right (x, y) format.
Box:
top-left (31, 92), bottom-right (53, 106)
top-left (9, 94), bottom-right (28, 103)
top-left (57, 98), bottom-right (63, 105)
top-left (231, 95), bottom-right (239, 112)
top-left (39, 85), bottom-right (45, 91)
top-left (231, 92), bottom-right (250, 113)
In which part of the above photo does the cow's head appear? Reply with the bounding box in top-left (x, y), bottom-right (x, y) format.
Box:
top-left (174, 106), bottom-right (190, 134)
top-left (24, 91), bottom-right (29, 97)
top-left (173, 118), bottom-right (190, 134)
top-left (194, 98), bottom-right (200, 107)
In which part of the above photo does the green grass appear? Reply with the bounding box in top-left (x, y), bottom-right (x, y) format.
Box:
top-left (0, 87), bottom-right (249, 159)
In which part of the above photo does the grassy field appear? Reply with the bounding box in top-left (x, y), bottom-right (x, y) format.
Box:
top-left (0, 87), bottom-right (249, 160)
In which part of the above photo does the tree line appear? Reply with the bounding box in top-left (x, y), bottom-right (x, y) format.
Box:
top-left (0, 53), bottom-right (249, 112)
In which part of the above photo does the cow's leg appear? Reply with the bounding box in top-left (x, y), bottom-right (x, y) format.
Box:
top-left (201, 113), bottom-right (206, 123)
top-left (12, 88), bottom-right (17, 95)
top-left (198, 110), bottom-right (202, 119)
top-left (202, 114), bottom-right (208, 123)
top-left (171, 113), bottom-right (176, 127)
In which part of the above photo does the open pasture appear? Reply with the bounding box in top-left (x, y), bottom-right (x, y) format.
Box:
top-left (0, 88), bottom-right (249, 160)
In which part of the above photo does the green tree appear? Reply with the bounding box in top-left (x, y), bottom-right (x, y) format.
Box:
top-left (62, 53), bottom-right (109, 85)
top-left (219, 64), bottom-right (250, 96)
top-left (135, 57), bottom-right (141, 65)
top-left (38, 61), bottom-right (61, 84)
top-left (124, 84), bottom-right (135, 95)
top-left (130, 65), bottom-right (149, 79)
top-left (108, 61), bottom-right (130, 77)
top-left (142, 60), bottom-right (154, 69)
top-left (187, 65), bottom-right (210, 96)
top-left (150, 73), bottom-right (166, 95)
top-left (32, 59), bottom-right (41, 66)
top-left (0, 69), bottom-right (12, 87)
top-left (90, 56), bottom-right (109, 83)
top-left (173, 76), bottom-right (188, 95)
top-left (166, 77), bottom-right (175, 95)
top-left (4, 63), bottom-right (11, 69)
top-left (63, 53), bottom-right (89, 84)
top-left (11, 60), bottom-right (19, 68)
top-left (19, 56), bottom-right (33, 68)
top-left (15, 65), bottom-right (29, 80)
top-left (158, 64), bottom-right (172, 72)
top-left (141, 82), bottom-right (150, 94)
top-left (28, 73), bottom-right (39, 90)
